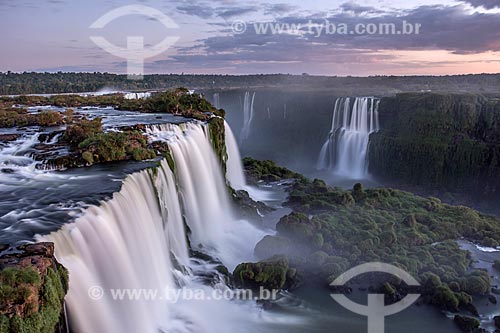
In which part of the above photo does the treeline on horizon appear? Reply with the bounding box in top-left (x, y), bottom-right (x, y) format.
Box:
top-left (1, 72), bottom-right (500, 96)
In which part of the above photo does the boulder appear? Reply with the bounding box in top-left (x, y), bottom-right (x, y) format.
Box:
top-left (494, 316), bottom-right (500, 329)
top-left (453, 315), bottom-right (480, 332)
top-left (233, 255), bottom-right (300, 290)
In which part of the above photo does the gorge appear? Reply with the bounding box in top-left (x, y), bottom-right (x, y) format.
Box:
top-left (1, 87), bottom-right (500, 333)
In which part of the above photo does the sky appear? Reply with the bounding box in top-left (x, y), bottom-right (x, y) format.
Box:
top-left (1, 0), bottom-right (500, 76)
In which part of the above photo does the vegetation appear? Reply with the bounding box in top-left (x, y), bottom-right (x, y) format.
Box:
top-left (243, 159), bottom-right (500, 318)
top-left (0, 243), bottom-right (69, 333)
top-left (0, 108), bottom-right (63, 128)
top-left (53, 117), bottom-right (158, 167)
top-left (208, 117), bottom-right (227, 173)
top-left (233, 256), bottom-right (299, 290)
top-left (0, 88), bottom-right (225, 169)
top-left (63, 117), bottom-right (102, 146)
top-left (0, 88), bottom-right (221, 121)
top-left (243, 157), bottom-right (305, 183)
top-left (453, 315), bottom-right (480, 332)
top-left (2, 72), bottom-right (500, 96)
top-left (369, 93), bottom-right (500, 200)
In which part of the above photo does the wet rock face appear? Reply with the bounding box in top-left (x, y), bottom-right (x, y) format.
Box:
top-left (0, 134), bottom-right (20, 142)
top-left (369, 93), bottom-right (500, 200)
top-left (232, 189), bottom-right (273, 222)
top-left (0, 242), bottom-right (69, 332)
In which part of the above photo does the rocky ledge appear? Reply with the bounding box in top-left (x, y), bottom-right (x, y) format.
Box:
top-left (0, 242), bottom-right (68, 333)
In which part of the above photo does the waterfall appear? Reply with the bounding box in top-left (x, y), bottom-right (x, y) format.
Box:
top-left (124, 92), bottom-right (151, 100)
top-left (225, 121), bottom-right (273, 201)
top-left (213, 93), bottom-right (220, 109)
top-left (225, 121), bottom-right (246, 191)
top-left (41, 121), bottom-right (266, 333)
top-left (317, 97), bottom-right (380, 179)
top-left (240, 92), bottom-right (255, 143)
top-left (41, 164), bottom-right (178, 333)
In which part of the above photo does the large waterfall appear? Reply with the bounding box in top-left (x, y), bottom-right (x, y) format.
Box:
top-left (240, 92), bottom-right (255, 143)
top-left (317, 97), bottom-right (380, 179)
top-left (41, 121), bottom-right (266, 333)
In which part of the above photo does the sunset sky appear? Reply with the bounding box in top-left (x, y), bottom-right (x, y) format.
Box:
top-left (1, 0), bottom-right (500, 75)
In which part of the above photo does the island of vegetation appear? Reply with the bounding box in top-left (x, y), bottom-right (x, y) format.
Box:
top-left (234, 158), bottom-right (500, 332)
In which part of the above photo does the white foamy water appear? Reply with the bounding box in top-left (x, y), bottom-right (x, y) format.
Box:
top-left (240, 91), bottom-right (255, 144)
top-left (41, 121), bottom-right (269, 333)
top-left (317, 97), bottom-right (380, 179)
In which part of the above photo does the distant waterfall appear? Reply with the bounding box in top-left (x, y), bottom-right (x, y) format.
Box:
top-left (240, 92), bottom-right (255, 143)
top-left (123, 92), bottom-right (151, 100)
top-left (225, 121), bottom-right (246, 191)
top-left (317, 97), bottom-right (380, 179)
top-left (41, 122), bottom-right (266, 333)
top-left (213, 93), bottom-right (220, 109)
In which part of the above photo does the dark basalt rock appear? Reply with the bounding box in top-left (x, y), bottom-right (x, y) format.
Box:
top-left (453, 315), bottom-right (480, 332)
top-left (233, 255), bottom-right (301, 291)
top-left (461, 302), bottom-right (480, 317)
top-left (494, 316), bottom-right (500, 329)
top-left (0, 134), bottom-right (20, 142)
top-left (232, 189), bottom-right (273, 222)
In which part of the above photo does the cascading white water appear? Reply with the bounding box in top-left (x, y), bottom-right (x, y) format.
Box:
top-left (41, 121), bottom-right (267, 333)
top-left (225, 122), bottom-right (246, 191)
top-left (41, 163), bottom-right (178, 333)
top-left (213, 93), bottom-right (220, 109)
top-left (147, 122), bottom-right (266, 267)
top-left (124, 92), bottom-right (152, 100)
top-left (0, 132), bottom-right (42, 184)
top-left (240, 92), bottom-right (255, 143)
top-left (317, 97), bottom-right (380, 179)
top-left (225, 121), bottom-right (273, 201)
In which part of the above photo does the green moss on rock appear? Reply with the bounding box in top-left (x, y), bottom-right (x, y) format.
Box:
top-left (233, 255), bottom-right (299, 290)
top-left (208, 117), bottom-right (227, 173)
top-left (0, 243), bottom-right (68, 333)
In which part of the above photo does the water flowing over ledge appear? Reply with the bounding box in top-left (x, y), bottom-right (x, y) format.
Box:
top-left (317, 97), bottom-right (380, 179)
top-left (40, 121), bottom-right (267, 333)
top-left (240, 91), bottom-right (255, 144)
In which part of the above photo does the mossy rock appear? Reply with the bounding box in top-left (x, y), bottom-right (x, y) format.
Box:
top-left (0, 243), bottom-right (68, 333)
top-left (233, 256), bottom-right (298, 290)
